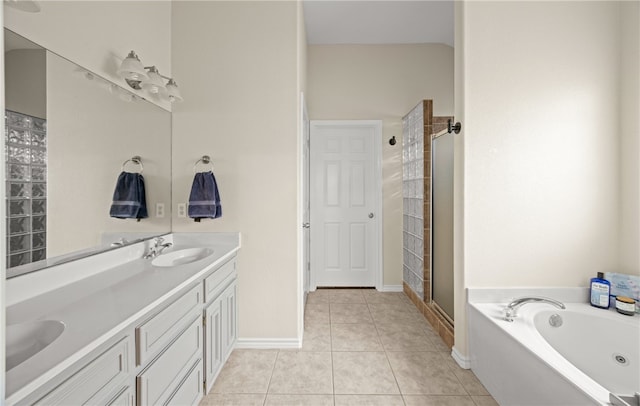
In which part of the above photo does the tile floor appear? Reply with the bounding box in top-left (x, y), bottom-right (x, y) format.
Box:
top-left (201, 289), bottom-right (498, 406)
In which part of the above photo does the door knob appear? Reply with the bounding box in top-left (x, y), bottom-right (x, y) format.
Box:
top-left (368, 213), bottom-right (374, 219)
top-left (302, 223), bottom-right (310, 228)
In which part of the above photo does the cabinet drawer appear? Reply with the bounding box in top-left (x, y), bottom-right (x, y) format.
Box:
top-left (166, 359), bottom-right (203, 406)
top-left (106, 386), bottom-right (134, 406)
top-left (203, 258), bottom-right (236, 303)
top-left (136, 284), bottom-right (201, 365)
top-left (137, 317), bottom-right (202, 406)
top-left (36, 337), bottom-right (131, 405)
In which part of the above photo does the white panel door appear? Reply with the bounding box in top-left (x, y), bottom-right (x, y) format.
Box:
top-left (310, 121), bottom-right (381, 288)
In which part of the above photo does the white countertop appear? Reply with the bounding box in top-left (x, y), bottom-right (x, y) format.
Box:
top-left (6, 232), bottom-right (240, 404)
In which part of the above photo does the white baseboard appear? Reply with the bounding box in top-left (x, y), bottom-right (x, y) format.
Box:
top-left (451, 346), bottom-right (471, 369)
top-left (235, 338), bottom-right (301, 349)
top-left (379, 285), bottom-right (403, 292)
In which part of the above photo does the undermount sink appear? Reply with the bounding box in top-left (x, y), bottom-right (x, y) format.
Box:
top-left (152, 248), bottom-right (214, 267)
top-left (6, 320), bottom-right (65, 371)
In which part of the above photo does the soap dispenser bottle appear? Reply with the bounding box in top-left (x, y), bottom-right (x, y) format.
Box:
top-left (590, 272), bottom-right (611, 309)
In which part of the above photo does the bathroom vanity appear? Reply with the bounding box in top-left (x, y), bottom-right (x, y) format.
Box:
top-left (5, 233), bottom-right (240, 406)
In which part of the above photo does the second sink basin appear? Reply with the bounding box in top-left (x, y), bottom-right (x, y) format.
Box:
top-left (6, 320), bottom-right (65, 371)
top-left (152, 247), bottom-right (214, 267)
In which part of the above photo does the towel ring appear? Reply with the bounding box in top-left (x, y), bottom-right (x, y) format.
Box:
top-left (122, 156), bottom-right (143, 174)
top-left (194, 155), bottom-right (213, 173)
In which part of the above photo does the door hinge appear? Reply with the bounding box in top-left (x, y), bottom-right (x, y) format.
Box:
top-left (202, 314), bottom-right (206, 326)
top-left (307, 262), bottom-right (310, 271)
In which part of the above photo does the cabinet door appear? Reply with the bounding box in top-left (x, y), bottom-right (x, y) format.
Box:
top-left (204, 297), bottom-right (223, 394)
top-left (222, 282), bottom-right (237, 360)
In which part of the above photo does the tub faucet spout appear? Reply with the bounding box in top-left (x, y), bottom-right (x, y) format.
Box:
top-left (504, 296), bottom-right (565, 322)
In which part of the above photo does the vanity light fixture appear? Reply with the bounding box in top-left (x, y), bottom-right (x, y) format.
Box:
top-left (141, 66), bottom-right (166, 94)
top-left (117, 50), bottom-right (183, 103)
top-left (117, 51), bottom-right (149, 86)
top-left (165, 79), bottom-right (184, 103)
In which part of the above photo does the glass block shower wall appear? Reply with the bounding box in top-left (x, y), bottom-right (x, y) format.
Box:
top-left (5, 110), bottom-right (47, 268)
top-left (402, 102), bottom-right (426, 299)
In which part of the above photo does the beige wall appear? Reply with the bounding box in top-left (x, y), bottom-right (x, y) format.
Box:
top-left (455, 1), bottom-right (627, 356)
top-left (5, 49), bottom-right (46, 118)
top-left (4, 1), bottom-right (172, 111)
top-left (172, 1), bottom-right (301, 341)
top-left (619, 1), bottom-right (640, 275)
top-left (307, 44), bottom-right (454, 287)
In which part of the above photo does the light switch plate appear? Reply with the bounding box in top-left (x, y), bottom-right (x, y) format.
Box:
top-left (178, 203), bottom-right (186, 218)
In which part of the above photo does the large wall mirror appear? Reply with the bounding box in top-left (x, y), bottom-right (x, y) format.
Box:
top-left (4, 29), bottom-right (172, 278)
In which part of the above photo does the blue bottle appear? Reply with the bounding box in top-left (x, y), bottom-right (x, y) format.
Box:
top-left (590, 272), bottom-right (611, 309)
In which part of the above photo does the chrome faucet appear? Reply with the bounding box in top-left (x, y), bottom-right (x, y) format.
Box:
top-left (504, 296), bottom-right (565, 322)
top-left (144, 237), bottom-right (173, 259)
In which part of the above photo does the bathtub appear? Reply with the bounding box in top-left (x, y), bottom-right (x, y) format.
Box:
top-left (468, 288), bottom-right (640, 406)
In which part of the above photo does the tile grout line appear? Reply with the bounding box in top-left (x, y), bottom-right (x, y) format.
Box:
top-left (370, 300), bottom-right (407, 405)
top-left (262, 349), bottom-right (281, 406)
top-left (445, 352), bottom-right (473, 399)
top-left (329, 302), bottom-right (336, 406)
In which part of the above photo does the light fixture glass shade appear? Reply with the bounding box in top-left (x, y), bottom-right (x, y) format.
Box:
top-left (141, 66), bottom-right (166, 94)
top-left (166, 79), bottom-right (184, 103)
top-left (117, 51), bottom-right (149, 82)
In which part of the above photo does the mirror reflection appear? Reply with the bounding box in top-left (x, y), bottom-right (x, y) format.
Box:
top-left (4, 29), bottom-right (172, 277)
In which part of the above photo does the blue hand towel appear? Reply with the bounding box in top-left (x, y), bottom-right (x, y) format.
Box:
top-left (109, 172), bottom-right (148, 221)
top-left (188, 171), bottom-right (222, 222)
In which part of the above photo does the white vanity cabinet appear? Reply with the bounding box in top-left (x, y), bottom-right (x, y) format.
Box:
top-left (9, 248), bottom-right (239, 406)
top-left (203, 257), bottom-right (238, 393)
top-left (136, 256), bottom-right (237, 405)
top-left (34, 337), bottom-right (133, 406)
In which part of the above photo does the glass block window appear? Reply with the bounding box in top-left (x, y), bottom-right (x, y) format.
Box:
top-left (5, 110), bottom-right (47, 268)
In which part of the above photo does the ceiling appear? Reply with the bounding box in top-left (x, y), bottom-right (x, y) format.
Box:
top-left (303, 0), bottom-right (454, 47)
top-left (5, 1), bottom-right (454, 49)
